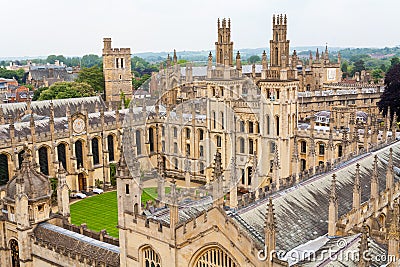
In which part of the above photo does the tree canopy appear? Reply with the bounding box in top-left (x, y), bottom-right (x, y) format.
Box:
top-left (378, 63), bottom-right (400, 119)
top-left (247, 55), bottom-right (261, 64)
top-left (0, 67), bottom-right (26, 83)
top-left (75, 66), bottom-right (105, 93)
top-left (38, 82), bottom-right (96, 100)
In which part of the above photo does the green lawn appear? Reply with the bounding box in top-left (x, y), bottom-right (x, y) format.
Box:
top-left (70, 187), bottom-right (170, 238)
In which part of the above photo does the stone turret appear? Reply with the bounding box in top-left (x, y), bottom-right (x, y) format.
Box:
top-left (212, 151), bottom-right (224, 207)
top-left (57, 163), bottom-right (70, 220)
top-left (387, 200), bottom-right (400, 264)
top-left (353, 163), bottom-right (361, 211)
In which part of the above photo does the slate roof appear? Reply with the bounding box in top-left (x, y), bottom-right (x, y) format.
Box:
top-left (34, 222), bottom-right (120, 267)
top-left (295, 234), bottom-right (387, 267)
top-left (148, 196), bottom-right (212, 225)
top-left (0, 96), bottom-right (106, 119)
top-left (234, 142), bottom-right (400, 252)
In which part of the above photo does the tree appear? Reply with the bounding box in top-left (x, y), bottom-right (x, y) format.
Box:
top-left (351, 59), bottom-right (366, 76)
top-left (38, 82), bottom-right (96, 100)
top-left (341, 62), bottom-right (348, 73)
top-left (75, 66), bottom-right (105, 93)
top-left (32, 87), bottom-right (48, 101)
top-left (248, 55), bottom-right (261, 64)
top-left (0, 67), bottom-right (26, 83)
top-left (391, 56), bottom-right (400, 68)
top-left (81, 54), bottom-right (102, 68)
top-left (132, 74), bottom-right (150, 90)
top-left (371, 69), bottom-right (384, 83)
top-left (378, 63), bottom-right (400, 119)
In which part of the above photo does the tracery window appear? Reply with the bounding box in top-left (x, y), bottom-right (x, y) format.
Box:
top-left (194, 246), bottom-right (237, 267)
top-left (38, 146), bottom-right (49, 175)
top-left (75, 140), bottom-right (84, 168)
top-left (0, 154), bottom-right (9, 186)
top-left (142, 247), bottom-right (161, 267)
top-left (57, 143), bottom-right (67, 170)
top-left (108, 135), bottom-right (115, 161)
top-left (92, 138), bottom-right (100, 165)
top-left (10, 239), bottom-right (20, 267)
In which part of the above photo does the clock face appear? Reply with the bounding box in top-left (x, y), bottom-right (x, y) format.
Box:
top-left (73, 118), bottom-right (85, 133)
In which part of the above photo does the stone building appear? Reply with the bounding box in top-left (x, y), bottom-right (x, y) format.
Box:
top-left (0, 14), bottom-right (398, 267)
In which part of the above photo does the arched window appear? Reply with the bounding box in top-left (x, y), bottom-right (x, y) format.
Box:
top-left (276, 116), bottom-right (280, 136)
top-left (247, 166), bottom-right (252, 185)
top-left (267, 115), bottom-right (270, 135)
top-left (275, 47), bottom-right (279, 65)
top-left (186, 144), bottom-right (191, 155)
top-left (149, 128), bottom-right (154, 152)
top-left (220, 112), bottom-right (224, 129)
top-left (173, 142), bottom-right (178, 154)
top-left (194, 246), bottom-right (237, 267)
top-left (75, 140), bottom-right (84, 168)
top-left (162, 141), bottom-right (165, 152)
top-left (301, 141), bottom-right (307, 154)
top-left (0, 154), bottom-right (9, 186)
top-left (270, 142), bottom-right (276, 153)
top-left (239, 138), bottom-right (245, 153)
top-left (92, 138), bottom-right (100, 165)
top-left (199, 129), bottom-right (204, 140)
top-left (161, 126), bottom-right (165, 136)
top-left (186, 128), bottom-right (191, 139)
top-left (249, 139), bottom-right (254, 155)
top-left (338, 144), bottom-right (343, 158)
top-left (319, 143), bottom-right (325, 155)
top-left (142, 247), bottom-right (161, 267)
top-left (10, 239), bottom-right (19, 267)
top-left (108, 135), bottom-right (115, 161)
top-left (248, 121), bottom-right (254, 133)
top-left (174, 158), bottom-right (178, 170)
top-left (18, 150), bottom-right (25, 170)
top-left (239, 121), bottom-right (245, 132)
top-left (212, 112), bottom-right (216, 129)
top-left (199, 145), bottom-right (204, 157)
top-left (301, 159), bottom-right (307, 171)
top-left (199, 162), bottom-right (205, 175)
top-left (173, 127), bottom-right (177, 138)
top-left (38, 147), bottom-right (49, 175)
top-left (136, 130), bottom-right (142, 155)
top-left (216, 135), bottom-right (222, 148)
top-left (57, 143), bottom-right (67, 170)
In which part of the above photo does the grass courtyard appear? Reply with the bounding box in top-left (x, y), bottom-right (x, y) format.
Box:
top-left (70, 187), bottom-right (169, 238)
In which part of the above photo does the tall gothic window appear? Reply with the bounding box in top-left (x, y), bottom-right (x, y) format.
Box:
top-left (276, 116), bottom-right (280, 136)
top-left (301, 141), bottom-right (307, 154)
top-left (338, 144), bottom-right (343, 158)
top-left (142, 247), bottom-right (161, 267)
top-left (199, 129), bottom-right (204, 140)
top-left (136, 130), bottom-right (142, 155)
top-left (92, 138), bottom-right (100, 165)
top-left (57, 143), bottom-right (67, 170)
top-left (75, 140), bottom-right (83, 168)
top-left (18, 150), bottom-right (25, 170)
top-left (38, 147), bottom-right (49, 175)
top-left (267, 115), bottom-right (270, 135)
top-left (194, 246), bottom-right (237, 267)
top-left (0, 154), bottom-right (9, 186)
top-left (249, 139), bottom-right (254, 155)
top-left (239, 138), bottom-right (245, 153)
top-left (149, 128), bottom-right (154, 152)
top-left (108, 135), bottom-right (115, 161)
top-left (10, 239), bottom-right (20, 267)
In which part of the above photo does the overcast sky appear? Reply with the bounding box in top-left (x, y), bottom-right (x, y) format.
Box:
top-left (1, 0), bottom-right (398, 57)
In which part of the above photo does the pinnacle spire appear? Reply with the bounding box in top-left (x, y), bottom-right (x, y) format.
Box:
top-left (265, 198), bottom-right (276, 230)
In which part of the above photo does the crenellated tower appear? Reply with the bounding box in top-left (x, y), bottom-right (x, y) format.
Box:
top-left (102, 38), bottom-right (133, 103)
